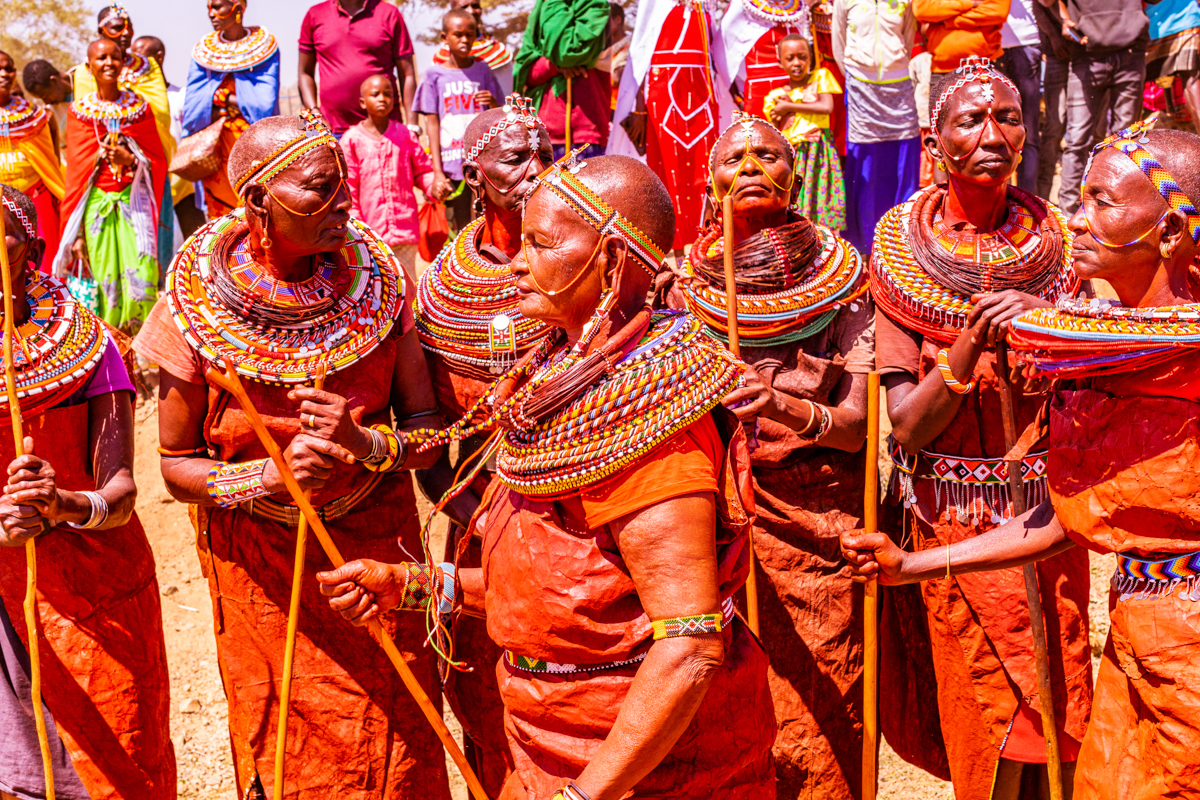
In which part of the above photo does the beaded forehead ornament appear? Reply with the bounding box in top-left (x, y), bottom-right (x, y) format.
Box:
top-left (931, 56), bottom-right (1022, 166)
top-left (527, 150), bottom-right (666, 278)
top-left (708, 113), bottom-right (796, 203)
top-left (233, 108), bottom-right (340, 198)
top-left (99, 4), bottom-right (129, 25)
top-left (1084, 119), bottom-right (1200, 245)
top-left (464, 94), bottom-right (541, 166)
top-left (1, 196), bottom-right (36, 242)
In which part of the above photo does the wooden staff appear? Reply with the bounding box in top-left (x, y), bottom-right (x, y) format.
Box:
top-left (0, 206), bottom-right (55, 800)
top-left (565, 76), bottom-right (574, 152)
top-left (862, 371), bottom-right (881, 800)
top-left (273, 371), bottom-right (325, 800)
top-left (720, 195), bottom-right (759, 636)
top-left (995, 342), bottom-right (1064, 800)
top-left (205, 364), bottom-right (490, 800)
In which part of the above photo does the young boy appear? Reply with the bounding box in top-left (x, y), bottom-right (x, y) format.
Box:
top-left (343, 74), bottom-right (447, 281)
top-left (414, 8), bottom-right (502, 231)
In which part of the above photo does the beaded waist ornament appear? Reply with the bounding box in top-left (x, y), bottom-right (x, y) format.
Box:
top-left (1113, 551), bottom-right (1200, 602)
top-left (680, 218), bottom-right (868, 347)
top-left (888, 435), bottom-right (1048, 526)
top-left (871, 184), bottom-right (1078, 345)
top-left (192, 26), bottom-right (278, 73)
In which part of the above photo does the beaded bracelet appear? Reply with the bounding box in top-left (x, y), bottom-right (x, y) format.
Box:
top-left (399, 562), bottom-right (458, 614)
top-left (207, 459), bottom-right (271, 508)
top-left (361, 425), bottom-right (409, 473)
top-left (936, 348), bottom-right (976, 395)
top-left (650, 612), bottom-right (724, 640)
top-left (68, 490), bottom-right (109, 530)
top-left (798, 401), bottom-right (832, 442)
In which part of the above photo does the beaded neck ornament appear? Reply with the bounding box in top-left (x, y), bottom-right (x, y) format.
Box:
top-left (525, 149), bottom-right (666, 280)
top-left (742, 0), bottom-right (809, 25)
top-left (435, 36), bottom-right (514, 71)
top-left (0, 97), bottom-right (48, 140)
top-left (233, 108), bottom-right (340, 198)
top-left (166, 208), bottom-right (405, 384)
top-left (681, 216), bottom-right (867, 347)
top-left (0, 272), bottom-right (106, 419)
top-left (193, 26), bottom-right (279, 73)
top-left (118, 53), bottom-right (152, 90)
top-left (931, 56), bottom-right (1022, 168)
top-left (415, 217), bottom-right (553, 377)
top-left (71, 90), bottom-right (148, 126)
top-left (871, 184), bottom-right (1078, 344)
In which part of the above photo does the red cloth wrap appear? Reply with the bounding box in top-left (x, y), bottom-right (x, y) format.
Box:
top-left (743, 26), bottom-right (803, 119)
top-left (477, 413), bottom-right (776, 798)
top-left (0, 402), bottom-right (175, 800)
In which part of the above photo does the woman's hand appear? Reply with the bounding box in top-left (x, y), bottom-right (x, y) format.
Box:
top-left (102, 143), bottom-right (135, 168)
top-left (839, 529), bottom-right (910, 585)
top-left (4, 439), bottom-right (61, 520)
top-left (966, 290), bottom-right (1052, 346)
top-left (722, 364), bottom-right (776, 423)
top-left (290, 387), bottom-right (373, 460)
top-left (263, 433), bottom-right (356, 493)
top-left (316, 559), bottom-right (403, 626)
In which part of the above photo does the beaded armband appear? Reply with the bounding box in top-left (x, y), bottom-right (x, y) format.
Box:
top-left (207, 459), bottom-right (271, 508)
top-left (362, 425), bottom-right (409, 473)
top-left (399, 562), bottom-right (458, 615)
top-left (650, 612), bottom-right (724, 640)
top-left (936, 349), bottom-right (975, 395)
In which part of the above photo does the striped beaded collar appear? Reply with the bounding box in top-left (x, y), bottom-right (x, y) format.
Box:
top-left (742, 0), bottom-right (809, 25)
top-left (193, 26), bottom-right (278, 73)
top-left (70, 90), bottom-right (148, 125)
top-left (0, 97), bottom-right (47, 139)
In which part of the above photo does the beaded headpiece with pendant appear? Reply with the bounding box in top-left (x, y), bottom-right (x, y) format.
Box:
top-left (233, 108), bottom-right (340, 198)
top-left (463, 94), bottom-right (541, 167)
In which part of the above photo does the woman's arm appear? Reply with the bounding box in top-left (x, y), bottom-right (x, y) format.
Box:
top-left (387, 326), bottom-right (443, 470)
top-left (571, 492), bottom-right (725, 800)
top-left (724, 367), bottom-right (868, 452)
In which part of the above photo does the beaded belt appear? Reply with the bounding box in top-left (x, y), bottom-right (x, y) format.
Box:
top-left (1113, 550), bottom-right (1200, 601)
top-left (239, 473), bottom-right (384, 526)
top-left (889, 435), bottom-right (1049, 525)
top-left (504, 597), bottom-right (737, 675)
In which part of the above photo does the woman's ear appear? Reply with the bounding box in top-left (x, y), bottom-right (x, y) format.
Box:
top-left (243, 185), bottom-right (269, 225)
top-left (26, 238), bottom-right (46, 272)
top-left (1160, 209), bottom-right (1189, 259)
top-left (462, 162), bottom-right (483, 193)
top-left (922, 128), bottom-right (943, 165)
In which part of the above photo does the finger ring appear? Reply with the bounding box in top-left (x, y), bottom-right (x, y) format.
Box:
top-left (307, 414), bottom-right (317, 428)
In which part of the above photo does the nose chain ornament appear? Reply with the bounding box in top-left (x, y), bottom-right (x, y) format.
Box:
top-left (709, 113), bottom-right (796, 203)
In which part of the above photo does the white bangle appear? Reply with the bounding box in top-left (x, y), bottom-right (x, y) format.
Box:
top-left (68, 490), bottom-right (109, 530)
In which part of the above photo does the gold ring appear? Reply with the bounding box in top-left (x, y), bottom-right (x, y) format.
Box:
top-left (307, 414), bottom-right (317, 428)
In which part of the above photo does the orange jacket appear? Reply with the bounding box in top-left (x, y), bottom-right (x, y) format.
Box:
top-left (913, 0), bottom-right (1011, 72)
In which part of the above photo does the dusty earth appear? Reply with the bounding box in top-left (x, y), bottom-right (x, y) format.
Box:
top-left (133, 394), bottom-right (1114, 800)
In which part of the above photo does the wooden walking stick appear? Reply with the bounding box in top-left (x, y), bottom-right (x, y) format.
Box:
top-left (273, 371), bottom-right (325, 800)
top-left (862, 371), bottom-right (881, 800)
top-left (995, 341), bottom-right (1064, 800)
top-left (0, 205), bottom-right (55, 799)
top-left (205, 364), bottom-right (490, 800)
top-left (565, 75), bottom-right (574, 152)
top-left (720, 195), bottom-right (760, 636)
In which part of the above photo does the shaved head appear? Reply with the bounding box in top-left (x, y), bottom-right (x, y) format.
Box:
top-left (569, 155), bottom-right (676, 263)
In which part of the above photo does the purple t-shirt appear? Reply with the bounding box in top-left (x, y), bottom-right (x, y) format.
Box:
top-left (299, 0), bottom-right (415, 134)
top-left (413, 61), bottom-right (503, 180)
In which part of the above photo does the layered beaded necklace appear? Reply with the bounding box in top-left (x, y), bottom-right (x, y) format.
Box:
top-left (415, 217), bottom-right (552, 377)
top-left (680, 216), bottom-right (867, 347)
top-left (192, 26), bottom-right (278, 72)
top-left (0, 97), bottom-right (47, 140)
top-left (872, 184), bottom-right (1078, 344)
top-left (71, 90), bottom-right (148, 126)
top-left (166, 209), bottom-right (404, 383)
top-left (118, 53), bottom-right (151, 90)
top-left (742, 0), bottom-right (809, 25)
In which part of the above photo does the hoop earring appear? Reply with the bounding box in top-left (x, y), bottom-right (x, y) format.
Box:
top-left (1161, 241), bottom-right (1172, 259)
top-left (261, 234), bottom-right (272, 250)
top-left (936, 160), bottom-right (946, 171)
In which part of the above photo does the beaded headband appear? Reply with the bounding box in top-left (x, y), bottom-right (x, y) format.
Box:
top-left (464, 94), bottom-right (541, 167)
top-left (1, 196), bottom-right (36, 242)
top-left (931, 55), bottom-right (1019, 129)
top-left (528, 150), bottom-right (665, 278)
top-left (99, 5), bottom-right (129, 25)
top-left (1088, 119), bottom-right (1200, 244)
top-left (233, 109), bottom-right (340, 197)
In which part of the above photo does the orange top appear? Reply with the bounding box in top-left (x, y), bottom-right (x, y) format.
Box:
top-left (913, 0), bottom-right (1010, 72)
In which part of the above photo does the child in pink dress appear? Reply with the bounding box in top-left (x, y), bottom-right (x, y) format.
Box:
top-left (342, 74), bottom-right (449, 280)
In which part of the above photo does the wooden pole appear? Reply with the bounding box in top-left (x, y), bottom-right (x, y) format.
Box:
top-left (720, 195), bottom-right (759, 637)
top-left (273, 372), bottom-right (325, 800)
top-left (0, 205), bottom-right (55, 800)
top-left (565, 76), bottom-right (574, 152)
top-left (862, 371), bottom-right (880, 800)
top-left (206, 365), bottom-right (490, 800)
top-left (995, 342), bottom-right (1064, 800)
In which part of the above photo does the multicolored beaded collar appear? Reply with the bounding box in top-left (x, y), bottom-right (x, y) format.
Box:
top-left (528, 150), bottom-right (666, 279)
top-left (119, 53), bottom-right (152, 90)
top-left (741, 0), bottom-right (809, 25)
top-left (1009, 298), bottom-right (1200, 378)
top-left (0, 274), bottom-right (107, 419)
top-left (233, 109), bottom-right (339, 197)
top-left (415, 217), bottom-right (553, 377)
top-left (70, 90), bottom-right (149, 125)
top-left (434, 36), bottom-right (513, 71)
top-left (871, 184), bottom-right (1078, 344)
top-left (0, 97), bottom-right (48, 140)
top-left (1085, 119), bottom-right (1200, 245)
top-left (166, 209), bottom-right (405, 384)
top-left (680, 219), bottom-right (867, 347)
top-left (193, 26), bottom-right (279, 73)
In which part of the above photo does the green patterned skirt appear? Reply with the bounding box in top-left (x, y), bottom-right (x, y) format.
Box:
top-left (794, 130), bottom-right (846, 232)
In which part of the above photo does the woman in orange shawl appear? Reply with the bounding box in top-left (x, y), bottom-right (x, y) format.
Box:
top-left (0, 52), bottom-right (64, 265)
top-left (320, 153), bottom-right (776, 799)
top-left (845, 123), bottom-right (1200, 800)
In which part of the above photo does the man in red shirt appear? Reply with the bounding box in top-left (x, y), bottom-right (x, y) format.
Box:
top-left (298, 0), bottom-right (417, 135)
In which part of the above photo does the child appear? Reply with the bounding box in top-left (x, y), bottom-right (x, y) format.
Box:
top-left (343, 74), bottom-right (448, 281)
top-left (414, 9), bottom-right (503, 232)
top-left (763, 35), bottom-right (846, 231)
